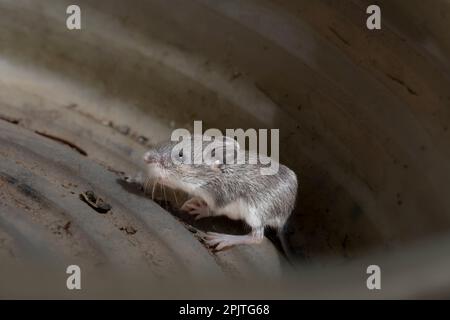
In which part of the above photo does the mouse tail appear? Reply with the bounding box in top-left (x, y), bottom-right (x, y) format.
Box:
top-left (277, 225), bottom-right (295, 264)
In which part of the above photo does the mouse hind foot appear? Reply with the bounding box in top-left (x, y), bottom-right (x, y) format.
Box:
top-left (203, 228), bottom-right (264, 251)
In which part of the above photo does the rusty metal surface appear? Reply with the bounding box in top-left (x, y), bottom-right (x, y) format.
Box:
top-left (0, 116), bottom-right (284, 285)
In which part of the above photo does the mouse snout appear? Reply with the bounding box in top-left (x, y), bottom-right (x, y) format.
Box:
top-left (143, 151), bottom-right (160, 164)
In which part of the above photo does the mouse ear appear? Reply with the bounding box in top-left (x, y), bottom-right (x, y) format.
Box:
top-left (204, 136), bottom-right (239, 170)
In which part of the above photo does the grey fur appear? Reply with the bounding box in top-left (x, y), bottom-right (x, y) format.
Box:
top-left (145, 137), bottom-right (298, 233)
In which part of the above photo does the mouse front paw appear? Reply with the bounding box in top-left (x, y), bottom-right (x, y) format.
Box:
top-left (181, 197), bottom-right (210, 220)
top-left (124, 172), bottom-right (145, 185)
top-left (123, 175), bottom-right (145, 192)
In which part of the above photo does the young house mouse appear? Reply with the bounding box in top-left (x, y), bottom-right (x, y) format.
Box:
top-left (137, 134), bottom-right (298, 252)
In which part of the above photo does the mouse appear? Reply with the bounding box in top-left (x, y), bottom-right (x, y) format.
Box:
top-left (131, 134), bottom-right (298, 254)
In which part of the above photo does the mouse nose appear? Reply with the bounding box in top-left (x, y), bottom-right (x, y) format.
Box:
top-left (143, 151), bottom-right (158, 164)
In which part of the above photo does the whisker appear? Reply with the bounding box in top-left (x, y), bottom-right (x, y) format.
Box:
top-left (172, 189), bottom-right (179, 206)
top-left (162, 183), bottom-right (167, 204)
top-left (159, 181), bottom-right (163, 200)
top-left (144, 177), bottom-right (150, 195)
top-left (151, 179), bottom-right (158, 200)
top-left (158, 182), bottom-right (166, 209)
